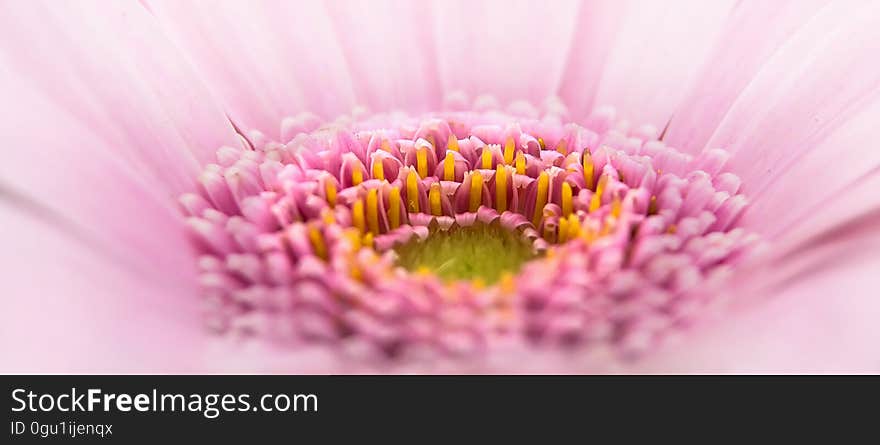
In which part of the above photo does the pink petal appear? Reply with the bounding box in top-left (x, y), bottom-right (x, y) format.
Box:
top-left (636, 233), bottom-right (880, 373)
top-left (0, 210), bottom-right (205, 373)
top-left (663, 0), bottom-right (832, 154)
top-left (583, 0), bottom-right (737, 126)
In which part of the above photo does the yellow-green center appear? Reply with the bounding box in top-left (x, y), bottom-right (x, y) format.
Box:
top-left (393, 224), bottom-right (538, 284)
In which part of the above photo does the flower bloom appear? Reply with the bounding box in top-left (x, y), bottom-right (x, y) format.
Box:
top-left (2, 0), bottom-right (879, 372)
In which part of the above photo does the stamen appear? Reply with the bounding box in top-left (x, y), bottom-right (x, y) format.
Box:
top-left (532, 171), bottom-right (549, 227)
top-left (308, 225), bottom-right (328, 260)
top-left (446, 134), bottom-right (459, 152)
top-left (352, 165), bottom-right (364, 186)
top-left (443, 151), bottom-right (455, 181)
top-left (481, 146), bottom-right (493, 169)
top-left (416, 147), bottom-right (428, 178)
top-left (352, 198), bottom-right (366, 233)
top-left (388, 187), bottom-right (401, 229)
top-left (555, 139), bottom-right (567, 155)
top-left (515, 151), bottom-right (526, 175)
top-left (558, 216), bottom-right (569, 243)
top-left (504, 136), bottom-right (515, 165)
top-left (495, 164), bottom-right (508, 213)
top-left (366, 188), bottom-right (380, 234)
top-left (589, 174), bottom-right (608, 212)
top-left (406, 170), bottom-right (420, 213)
top-left (610, 194), bottom-right (622, 219)
top-left (561, 182), bottom-right (573, 217)
top-left (566, 213), bottom-right (580, 240)
top-left (469, 171), bottom-right (483, 212)
top-left (371, 158), bottom-right (385, 181)
top-left (429, 183), bottom-right (443, 216)
top-left (582, 151), bottom-right (594, 190)
top-left (381, 139), bottom-right (393, 152)
top-left (325, 180), bottom-right (337, 207)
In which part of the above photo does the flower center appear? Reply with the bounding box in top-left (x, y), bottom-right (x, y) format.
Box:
top-left (180, 98), bottom-right (759, 361)
top-left (393, 223), bottom-right (539, 284)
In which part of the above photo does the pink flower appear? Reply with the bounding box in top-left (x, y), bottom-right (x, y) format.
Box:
top-left (2, 0), bottom-right (878, 373)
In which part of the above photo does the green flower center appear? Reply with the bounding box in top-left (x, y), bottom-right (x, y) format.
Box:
top-left (393, 224), bottom-right (539, 284)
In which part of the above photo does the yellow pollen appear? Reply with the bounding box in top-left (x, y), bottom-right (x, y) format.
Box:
top-left (325, 180), bottom-right (337, 207)
top-left (558, 216), bottom-right (569, 243)
top-left (495, 164), bottom-right (508, 213)
top-left (352, 199), bottom-right (366, 233)
top-left (481, 146), bottom-right (493, 169)
top-left (366, 188), bottom-right (380, 234)
top-left (537, 137), bottom-right (546, 150)
top-left (406, 170), bottom-right (420, 213)
top-left (515, 151), bottom-right (526, 175)
top-left (611, 195), bottom-right (622, 219)
top-left (429, 183), bottom-right (443, 216)
top-left (555, 139), bottom-right (568, 154)
top-left (371, 158), bottom-right (385, 181)
top-left (499, 272), bottom-right (516, 295)
top-left (416, 147), bottom-right (428, 178)
top-left (387, 187), bottom-right (401, 229)
top-left (446, 134), bottom-right (460, 152)
top-left (532, 171), bottom-right (549, 227)
top-left (503, 136), bottom-right (515, 165)
top-left (567, 214), bottom-right (580, 240)
top-left (469, 171), bottom-right (483, 212)
top-left (351, 165), bottom-right (364, 186)
top-left (589, 174), bottom-right (607, 212)
top-left (381, 139), bottom-right (392, 152)
top-left (582, 151), bottom-right (594, 190)
top-left (321, 208), bottom-right (335, 225)
top-left (443, 151), bottom-right (456, 181)
top-left (362, 232), bottom-right (374, 248)
top-left (561, 182), bottom-right (573, 217)
top-left (308, 226), bottom-right (328, 260)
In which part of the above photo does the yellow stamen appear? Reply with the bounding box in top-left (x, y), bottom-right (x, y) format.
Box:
top-left (589, 174), bottom-right (607, 212)
top-left (371, 158), bottom-right (385, 181)
top-left (366, 188), bottom-right (380, 234)
top-left (362, 232), bottom-right (374, 248)
top-left (443, 151), bottom-right (456, 181)
top-left (567, 214), bottom-right (580, 240)
top-left (325, 180), bottom-right (337, 207)
top-left (558, 216), bottom-right (569, 243)
top-left (495, 164), bottom-right (508, 213)
top-left (561, 182), bottom-right (573, 217)
top-left (648, 195), bottom-right (658, 215)
top-left (352, 199), bottom-right (366, 233)
top-left (503, 136), bottom-right (515, 165)
top-left (381, 139), bottom-right (392, 152)
top-left (308, 226), bottom-right (327, 260)
top-left (532, 171), bottom-right (549, 227)
top-left (611, 194), bottom-right (622, 219)
top-left (582, 150), bottom-right (594, 190)
top-left (351, 165), bottom-right (363, 186)
top-left (387, 187), bottom-right (401, 230)
top-left (446, 134), bottom-right (460, 152)
top-left (469, 171), bottom-right (483, 212)
top-left (406, 170), bottom-right (420, 213)
top-left (555, 139), bottom-right (567, 154)
top-left (515, 151), bottom-right (526, 175)
top-left (537, 137), bottom-right (546, 150)
top-left (416, 147), bottom-right (428, 178)
top-left (481, 146), bottom-right (493, 169)
top-left (322, 208), bottom-right (335, 225)
top-left (429, 183), bottom-right (442, 216)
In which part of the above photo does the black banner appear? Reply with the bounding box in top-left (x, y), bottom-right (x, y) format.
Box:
top-left (3, 376), bottom-right (876, 443)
